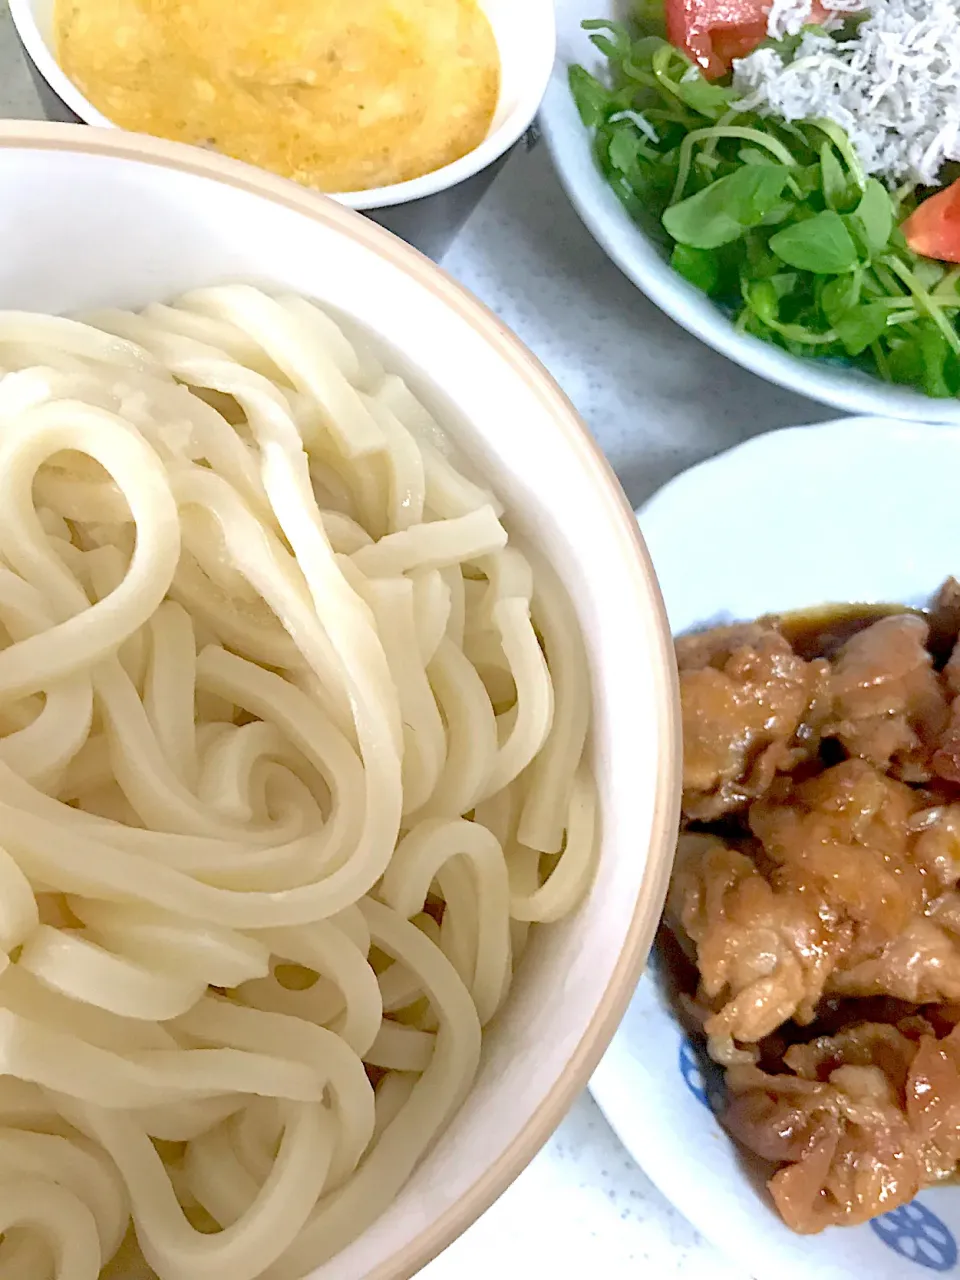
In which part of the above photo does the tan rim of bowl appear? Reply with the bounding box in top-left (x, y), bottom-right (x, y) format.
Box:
top-left (0, 120), bottom-right (682, 1280)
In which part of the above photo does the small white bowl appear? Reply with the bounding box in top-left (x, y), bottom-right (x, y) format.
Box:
top-left (590, 415), bottom-right (960, 1280)
top-left (9, 0), bottom-right (554, 257)
top-left (0, 119), bottom-right (680, 1280)
top-left (540, 0), bottom-right (960, 424)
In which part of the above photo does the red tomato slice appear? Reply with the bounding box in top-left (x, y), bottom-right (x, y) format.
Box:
top-left (902, 180), bottom-right (960, 264)
top-left (710, 19), bottom-right (771, 65)
top-left (667, 0), bottom-right (835, 78)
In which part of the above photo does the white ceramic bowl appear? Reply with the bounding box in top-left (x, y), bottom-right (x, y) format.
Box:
top-left (9, 0), bottom-right (554, 257)
top-left (0, 120), bottom-right (680, 1280)
top-left (590, 415), bottom-right (960, 1280)
top-left (540, 1), bottom-right (960, 424)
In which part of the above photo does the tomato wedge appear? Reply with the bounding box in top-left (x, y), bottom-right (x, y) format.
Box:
top-left (902, 180), bottom-right (960, 264)
top-left (667, 0), bottom-right (836, 78)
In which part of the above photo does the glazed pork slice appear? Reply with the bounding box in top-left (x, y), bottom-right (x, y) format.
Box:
top-left (724, 1018), bottom-right (960, 1233)
top-left (667, 831), bottom-right (844, 1062)
top-left (676, 624), bottom-right (831, 821)
top-left (724, 1026), bottom-right (925, 1233)
top-left (671, 762), bottom-right (960, 1059)
top-left (823, 614), bottom-right (949, 780)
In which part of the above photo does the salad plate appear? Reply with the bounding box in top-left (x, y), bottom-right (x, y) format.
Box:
top-left (540, 0), bottom-right (960, 421)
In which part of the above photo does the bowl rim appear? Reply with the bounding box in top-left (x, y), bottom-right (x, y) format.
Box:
top-left (0, 119), bottom-right (683, 1280)
top-left (7, 0), bottom-right (556, 211)
top-left (538, 1), bottom-right (960, 426)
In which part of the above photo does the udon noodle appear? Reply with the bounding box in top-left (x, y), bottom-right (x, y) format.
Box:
top-left (0, 286), bottom-right (595, 1280)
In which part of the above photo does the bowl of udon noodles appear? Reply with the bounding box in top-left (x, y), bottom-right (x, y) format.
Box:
top-left (0, 121), bottom-right (679, 1280)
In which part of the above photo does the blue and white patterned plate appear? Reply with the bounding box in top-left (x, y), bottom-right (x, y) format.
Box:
top-left (590, 417), bottom-right (960, 1280)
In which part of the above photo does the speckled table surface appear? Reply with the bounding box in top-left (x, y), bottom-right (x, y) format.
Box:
top-left (0, 13), bottom-right (837, 1273)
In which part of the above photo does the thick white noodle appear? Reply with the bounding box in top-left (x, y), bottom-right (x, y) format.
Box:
top-left (0, 286), bottom-right (596, 1280)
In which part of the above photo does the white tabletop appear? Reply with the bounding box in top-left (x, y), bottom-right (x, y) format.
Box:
top-left (0, 21), bottom-right (837, 1272)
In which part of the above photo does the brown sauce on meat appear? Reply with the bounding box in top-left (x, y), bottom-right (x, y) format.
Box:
top-left (667, 579), bottom-right (960, 1233)
top-left (773, 603), bottom-right (912, 662)
top-left (772, 593), bottom-right (960, 668)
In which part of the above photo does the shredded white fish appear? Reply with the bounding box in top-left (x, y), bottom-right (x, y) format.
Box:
top-left (764, 0), bottom-right (861, 38)
top-left (765, 0), bottom-right (817, 39)
top-left (609, 109), bottom-right (660, 142)
top-left (731, 0), bottom-right (960, 185)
